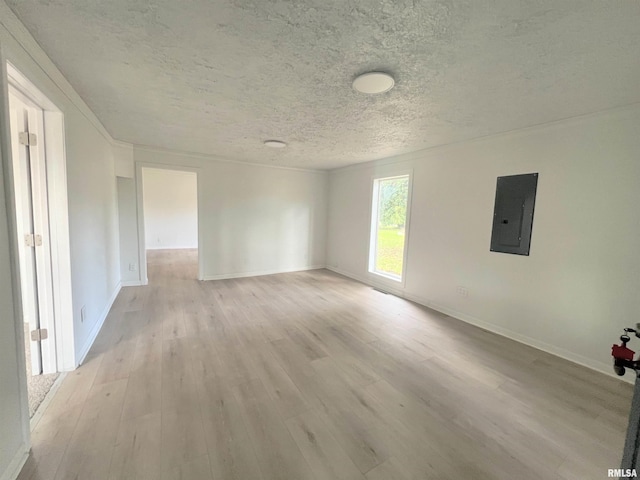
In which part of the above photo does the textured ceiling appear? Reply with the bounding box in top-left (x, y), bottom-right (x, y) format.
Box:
top-left (6, 0), bottom-right (640, 169)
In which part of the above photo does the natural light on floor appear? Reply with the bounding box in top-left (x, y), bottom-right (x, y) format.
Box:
top-left (370, 175), bottom-right (410, 280)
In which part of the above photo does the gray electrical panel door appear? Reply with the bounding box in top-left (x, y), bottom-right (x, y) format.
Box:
top-left (490, 173), bottom-right (538, 256)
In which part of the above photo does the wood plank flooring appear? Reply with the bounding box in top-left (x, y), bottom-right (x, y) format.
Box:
top-left (18, 249), bottom-right (632, 479)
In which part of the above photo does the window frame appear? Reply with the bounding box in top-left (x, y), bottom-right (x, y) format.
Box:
top-left (368, 170), bottom-right (413, 286)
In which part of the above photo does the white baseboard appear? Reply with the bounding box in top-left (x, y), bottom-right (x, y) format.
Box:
top-left (413, 297), bottom-right (629, 383)
top-left (76, 282), bottom-right (122, 366)
top-left (121, 280), bottom-right (144, 287)
top-left (325, 266), bottom-right (406, 297)
top-left (325, 265), bottom-right (365, 281)
top-left (203, 265), bottom-right (325, 281)
top-left (325, 266), bottom-right (631, 384)
top-left (0, 442), bottom-right (29, 480)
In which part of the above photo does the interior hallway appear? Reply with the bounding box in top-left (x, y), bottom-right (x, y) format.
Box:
top-left (18, 249), bottom-right (632, 480)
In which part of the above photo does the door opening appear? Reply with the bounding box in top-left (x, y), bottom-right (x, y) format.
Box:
top-left (8, 86), bottom-right (59, 417)
top-left (140, 167), bottom-right (200, 283)
top-left (6, 63), bottom-right (74, 421)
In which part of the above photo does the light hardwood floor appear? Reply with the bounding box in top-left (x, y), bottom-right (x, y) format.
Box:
top-left (18, 249), bottom-right (632, 479)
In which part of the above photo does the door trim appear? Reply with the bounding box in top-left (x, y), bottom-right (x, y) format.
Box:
top-left (7, 62), bottom-right (75, 372)
top-left (135, 161), bottom-right (204, 283)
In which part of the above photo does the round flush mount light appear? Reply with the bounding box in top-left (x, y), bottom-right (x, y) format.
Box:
top-left (352, 72), bottom-right (395, 94)
top-left (264, 140), bottom-right (287, 148)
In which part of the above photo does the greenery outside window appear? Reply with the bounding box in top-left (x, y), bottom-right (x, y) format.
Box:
top-left (369, 174), bottom-right (410, 281)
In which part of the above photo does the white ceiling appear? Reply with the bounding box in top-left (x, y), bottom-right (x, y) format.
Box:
top-left (6, 1), bottom-right (640, 169)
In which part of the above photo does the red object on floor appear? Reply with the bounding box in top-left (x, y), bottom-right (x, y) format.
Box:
top-left (612, 344), bottom-right (635, 361)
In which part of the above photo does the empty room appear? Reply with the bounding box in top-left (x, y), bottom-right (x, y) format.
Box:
top-left (0, 2), bottom-right (639, 480)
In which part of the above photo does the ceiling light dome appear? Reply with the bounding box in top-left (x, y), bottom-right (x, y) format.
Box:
top-left (264, 140), bottom-right (287, 148)
top-left (352, 72), bottom-right (395, 94)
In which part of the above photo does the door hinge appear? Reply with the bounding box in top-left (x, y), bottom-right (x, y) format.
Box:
top-left (24, 234), bottom-right (43, 247)
top-left (30, 328), bottom-right (48, 342)
top-left (18, 132), bottom-right (37, 146)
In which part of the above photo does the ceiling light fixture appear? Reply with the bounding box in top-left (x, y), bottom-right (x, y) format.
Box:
top-left (264, 140), bottom-right (287, 148)
top-left (352, 72), bottom-right (395, 94)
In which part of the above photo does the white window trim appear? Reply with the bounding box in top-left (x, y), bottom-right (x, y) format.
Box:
top-left (367, 169), bottom-right (413, 288)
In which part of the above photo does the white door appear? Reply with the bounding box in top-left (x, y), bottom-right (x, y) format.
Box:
top-left (9, 87), bottom-right (57, 376)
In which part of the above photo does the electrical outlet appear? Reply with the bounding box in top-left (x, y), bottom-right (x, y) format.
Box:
top-left (456, 286), bottom-right (469, 298)
top-left (80, 305), bottom-right (87, 323)
top-left (129, 262), bottom-right (137, 271)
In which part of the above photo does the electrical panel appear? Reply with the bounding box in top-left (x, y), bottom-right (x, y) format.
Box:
top-left (490, 173), bottom-right (538, 256)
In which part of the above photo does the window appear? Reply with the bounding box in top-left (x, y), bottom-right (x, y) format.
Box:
top-left (369, 174), bottom-right (410, 281)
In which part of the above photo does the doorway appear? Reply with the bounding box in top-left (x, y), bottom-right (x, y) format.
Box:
top-left (6, 63), bottom-right (74, 419)
top-left (8, 85), bottom-right (59, 417)
top-left (140, 167), bottom-right (199, 283)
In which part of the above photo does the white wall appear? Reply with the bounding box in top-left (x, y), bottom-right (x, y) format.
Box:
top-left (116, 143), bottom-right (139, 285)
top-left (135, 147), bottom-right (327, 280)
top-left (113, 142), bottom-right (134, 178)
top-left (64, 106), bottom-right (120, 363)
top-left (0, 4), bottom-right (122, 478)
top-left (327, 105), bottom-right (640, 377)
top-left (117, 177), bottom-right (140, 284)
top-left (143, 168), bottom-right (198, 250)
